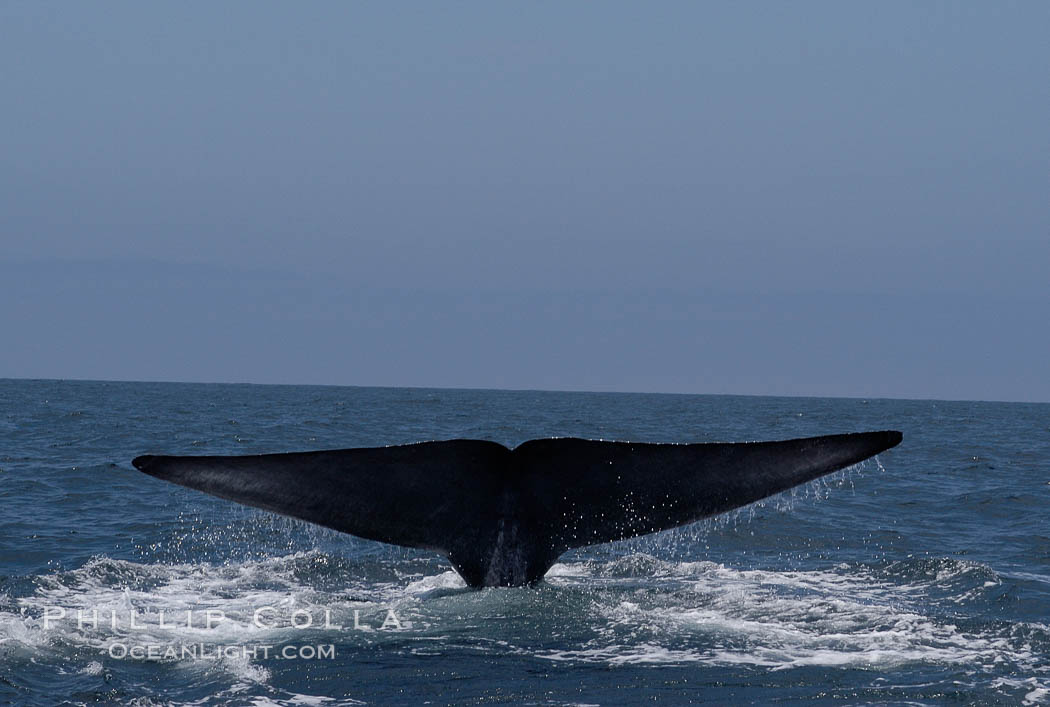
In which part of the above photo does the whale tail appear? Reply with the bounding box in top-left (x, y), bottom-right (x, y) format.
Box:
top-left (133, 430), bottom-right (902, 587)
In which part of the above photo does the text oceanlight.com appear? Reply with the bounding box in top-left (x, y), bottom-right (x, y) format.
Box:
top-left (108, 643), bottom-right (336, 660)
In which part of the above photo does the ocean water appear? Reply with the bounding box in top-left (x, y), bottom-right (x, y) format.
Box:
top-left (1, 380), bottom-right (1048, 705)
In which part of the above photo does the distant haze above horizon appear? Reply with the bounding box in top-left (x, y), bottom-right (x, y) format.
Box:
top-left (3, 3), bottom-right (1047, 402)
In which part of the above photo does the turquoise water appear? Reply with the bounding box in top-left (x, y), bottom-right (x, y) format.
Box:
top-left (1, 379), bottom-right (1048, 704)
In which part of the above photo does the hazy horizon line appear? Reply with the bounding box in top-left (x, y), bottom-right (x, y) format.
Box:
top-left (4, 376), bottom-right (1046, 407)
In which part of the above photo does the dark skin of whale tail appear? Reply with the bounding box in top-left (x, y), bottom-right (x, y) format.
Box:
top-left (132, 430), bottom-right (902, 588)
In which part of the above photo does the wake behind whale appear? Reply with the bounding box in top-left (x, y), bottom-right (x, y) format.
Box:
top-left (133, 431), bottom-right (902, 588)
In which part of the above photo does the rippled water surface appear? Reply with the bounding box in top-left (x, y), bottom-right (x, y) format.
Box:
top-left (1, 380), bottom-right (1048, 704)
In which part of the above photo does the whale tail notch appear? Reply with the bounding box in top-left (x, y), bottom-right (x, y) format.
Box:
top-left (133, 430), bottom-right (902, 588)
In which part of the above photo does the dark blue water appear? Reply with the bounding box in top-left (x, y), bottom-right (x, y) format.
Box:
top-left (1, 380), bottom-right (1048, 705)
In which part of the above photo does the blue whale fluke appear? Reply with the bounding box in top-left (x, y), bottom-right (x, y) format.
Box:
top-left (133, 431), bottom-right (901, 588)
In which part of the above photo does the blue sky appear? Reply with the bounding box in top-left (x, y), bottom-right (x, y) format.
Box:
top-left (2, 3), bottom-right (1047, 401)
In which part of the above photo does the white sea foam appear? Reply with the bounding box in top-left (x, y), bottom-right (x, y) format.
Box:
top-left (538, 554), bottom-right (1050, 679)
top-left (3, 547), bottom-right (1046, 701)
top-left (245, 695), bottom-right (353, 706)
top-left (991, 678), bottom-right (1050, 705)
top-left (0, 551), bottom-right (419, 685)
top-left (403, 570), bottom-right (466, 596)
top-left (79, 660), bottom-right (104, 675)
top-left (1007, 571), bottom-right (1050, 586)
